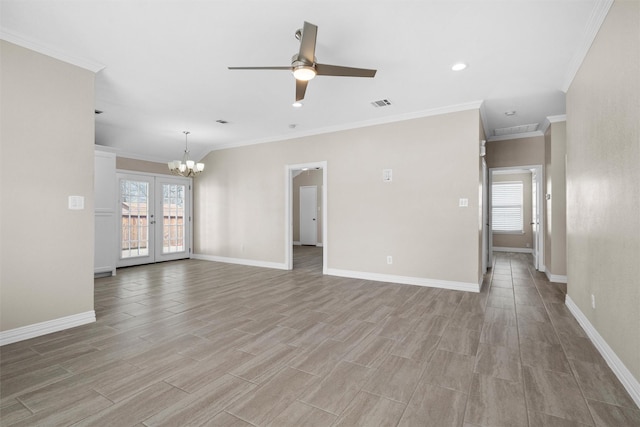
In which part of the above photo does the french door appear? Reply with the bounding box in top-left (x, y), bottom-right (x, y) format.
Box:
top-left (117, 173), bottom-right (191, 267)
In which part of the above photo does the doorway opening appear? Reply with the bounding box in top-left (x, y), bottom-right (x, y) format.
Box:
top-left (488, 165), bottom-right (544, 271)
top-left (285, 162), bottom-right (327, 273)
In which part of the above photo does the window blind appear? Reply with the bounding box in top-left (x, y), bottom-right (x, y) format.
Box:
top-left (492, 182), bottom-right (523, 232)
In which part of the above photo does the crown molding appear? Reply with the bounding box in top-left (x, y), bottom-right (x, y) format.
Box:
top-left (561, 0), bottom-right (614, 92)
top-left (204, 100), bottom-right (484, 155)
top-left (0, 29), bottom-right (105, 73)
top-left (547, 114), bottom-right (567, 123)
top-left (487, 130), bottom-right (544, 142)
top-left (540, 114), bottom-right (567, 135)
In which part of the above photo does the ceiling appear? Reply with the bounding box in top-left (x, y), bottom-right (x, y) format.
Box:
top-left (1, 0), bottom-right (611, 163)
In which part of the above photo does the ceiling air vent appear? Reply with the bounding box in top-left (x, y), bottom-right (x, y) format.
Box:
top-left (494, 123), bottom-right (539, 136)
top-left (216, 119), bottom-right (229, 124)
top-left (371, 99), bottom-right (392, 108)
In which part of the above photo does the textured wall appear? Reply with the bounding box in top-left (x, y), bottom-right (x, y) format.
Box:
top-left (566, 0), bottom-right (640, 382)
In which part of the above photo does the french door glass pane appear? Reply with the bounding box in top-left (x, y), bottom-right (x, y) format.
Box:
top-left (162, 183), bottom-right (185, 254)
top-left (121, 180), bottom-right (149, 258)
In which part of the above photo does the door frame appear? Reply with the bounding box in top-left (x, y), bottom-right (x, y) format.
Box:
top-left (116, 170), bottom-right (193, 267)
top-left (285, 161), bottom-right (327, 273)
top-left (488, 164), bottom-right (544, 271)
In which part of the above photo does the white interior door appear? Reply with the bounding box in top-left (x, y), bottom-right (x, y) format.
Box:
top-left (300, 185), bottom-right (317, 246)
top-left (117, 173), bottom-right (191, 267)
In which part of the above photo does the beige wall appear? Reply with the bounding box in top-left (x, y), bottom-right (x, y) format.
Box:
top-left (1, 42), bottom-right (95, 331)
top-left (544, 121), bottom-right (567, 277)
top-left (492, 172), bottom-right (533, 249)
top-left (485, 135), bottom-right (545, 168)
top-left (194, 109), bottom-right (483, 285)
top-left (292, 170), bottom-right (323, 244)
top-left (566, 0), bottom-right (639, 382)
top-left (116, 157), bottom-right (173, 175)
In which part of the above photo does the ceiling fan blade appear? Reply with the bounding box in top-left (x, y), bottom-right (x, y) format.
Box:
top-left (228, 66), bottom-right (292, 71)
top-left (296, 79), bottom-right (309, 101)
top-left (315, 63), bottom-right (377, 78)
top-left (298, 21), bottom-right (318, 63)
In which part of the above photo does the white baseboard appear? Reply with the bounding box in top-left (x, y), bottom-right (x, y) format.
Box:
top-left (316, 243), bottom-right (323, 247)
top-left (326, 268), bottom-right (481, 293)
top-left (493, 246), bottom-right (533, 254)
top-left (565, 296), bottom-right (640, 408)
top-left (192, 253), bottom-right (287, 270)
top-left (545, 270), bottom-right (568, 283)
top-left (0, 311), bottom-right (96, 346)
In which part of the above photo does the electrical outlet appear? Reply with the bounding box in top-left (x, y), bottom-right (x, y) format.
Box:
top-left (459, 198), bottom-right (469, 207)
top-left (591, 294), bottom-right (596, 309)
top-left (387, 256), bottom-right (393, 265)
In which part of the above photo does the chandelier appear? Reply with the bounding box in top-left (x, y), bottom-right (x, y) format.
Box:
top-left (168, 131), bottom-right (205, 177)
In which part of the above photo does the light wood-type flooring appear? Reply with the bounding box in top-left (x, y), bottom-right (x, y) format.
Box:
top-left (1, 247), bottom-right (639, 426)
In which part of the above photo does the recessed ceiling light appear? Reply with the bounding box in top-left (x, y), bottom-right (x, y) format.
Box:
top-left (292, 102), bottom-right (303, 108)
top-left (505, 110), bottom-right (517, 116)
top-left (451, 63), bottom-right (467, 71)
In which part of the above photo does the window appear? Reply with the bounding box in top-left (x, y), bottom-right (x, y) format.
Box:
top-left (492, 181), bottom-right (523, 233)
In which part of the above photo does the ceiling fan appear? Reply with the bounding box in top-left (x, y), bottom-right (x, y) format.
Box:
top-left (228, 21), bottom-right (377, 102)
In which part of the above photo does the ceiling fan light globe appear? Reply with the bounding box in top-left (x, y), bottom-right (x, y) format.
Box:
top-left (293, 66), bottom-right (316, 81)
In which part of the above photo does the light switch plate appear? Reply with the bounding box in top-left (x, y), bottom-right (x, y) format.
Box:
top-left (382, 169), bottom-right (392, 182)
top-left (68, 195), bottom-right (85, 210)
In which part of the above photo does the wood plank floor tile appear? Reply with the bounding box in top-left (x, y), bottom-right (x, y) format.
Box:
top-left (72, 381), bottom-right (187, 427)
top-left (586, 399), bottom-right (640, 427)
top-left (520, 338), bottom-right (572, 373)
top-left (1, 249), bottom-right (633, 427)
top-left (570, 359), bottom-right (637, 408)
top-left (9, 390), bottom-right (113, 427)
top-left (199, 411), bottom-right (254, 427)
top-left (421, 349), bottom-right (475, 393)
top-left (142, 374), bottom-right (256, 427)
top-left (225, 367), bottom-right (317, 426)
top-left (390, 332), bottom-right (440, 366)
top-left (299, 360), bottom-right (372, 415)
top-left (397, 382), bottom-right (467, 427)
top-left (343, 333), bottom-right (396, 368)
top-left (523, 366), bottom-right (594, 425)
top-left (464, 373), bottom-right (528, 427)
top-left (438, 326), bottom-right (480, 356)
top-left (230, 343), bottom-right (301, 384)
top-left (528, 410), bottom-right (593, 426)
top-left (0, 400), bottom-right (32, 425)
top-left (164, 348), bottom-right (255, 394)
top-left (362, 354), bottom-right (424, 403)
top-left (332, 391), bottom-right (406, 427)
top-left (291, 338), bottom-right (352, 377)
top-left (265, 400), bottom-right (336, 427)
top-left (474, 343), bottom-right (522, 382)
